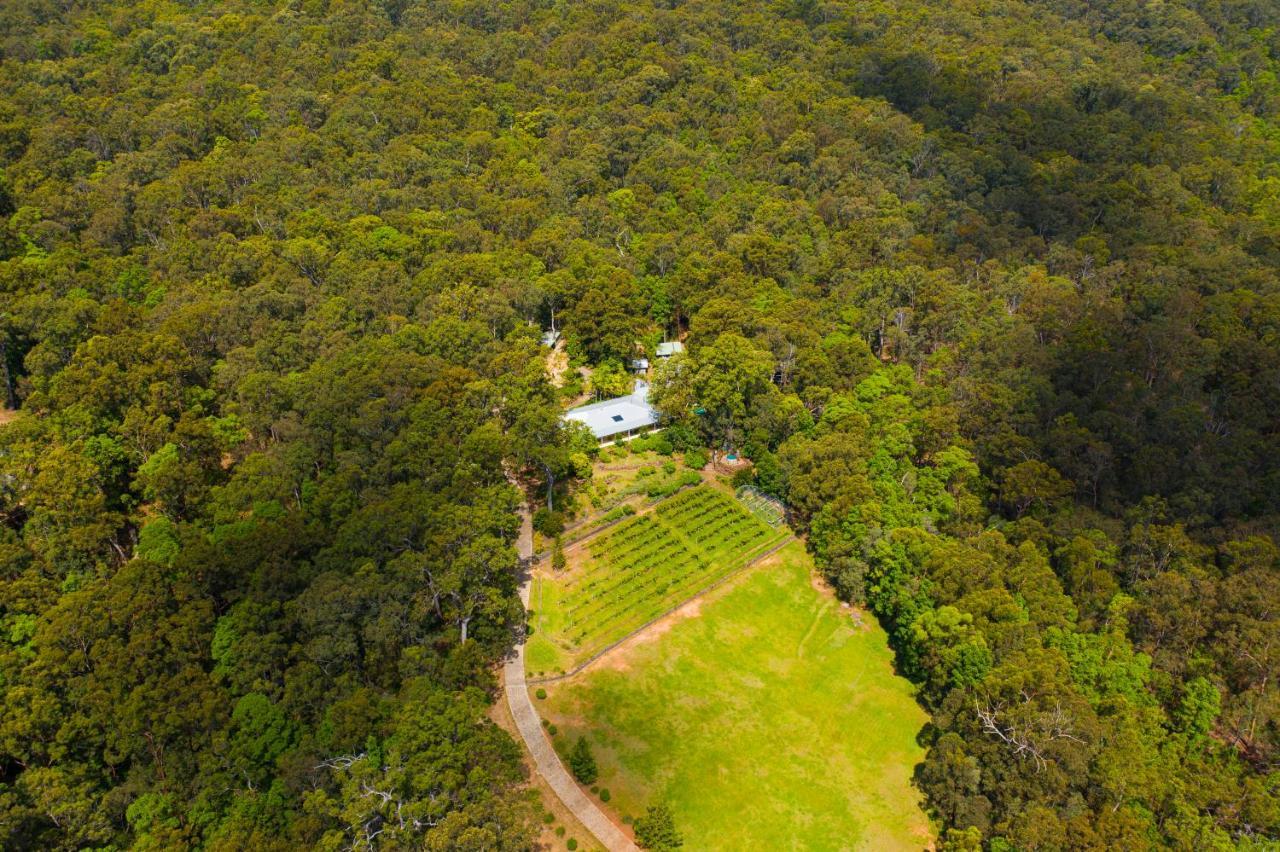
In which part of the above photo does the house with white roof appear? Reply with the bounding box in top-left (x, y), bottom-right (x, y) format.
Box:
top-left (564, 381), bottom-right (659, 443)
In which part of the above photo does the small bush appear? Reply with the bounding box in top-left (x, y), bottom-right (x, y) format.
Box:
top-left (567, 839), bottom-right (578, 850)
top-left (541, 719), bottom-right (549, 727)
top-left (535, 688), bottom-right (547, 700)
top-left (600, 789), bottom-right (611, 802)
top-left (533, 507), bottom-right (566, 537)
top-left (555, 826), bottom-right (566, 837)
top-left (646, 470), bottom-right (700, 498)
top-left (548, 724), bottom-right (558, 735)
top-left (543, 811), bottom-right (556, 824)
top-left (662, 461), bottom-right (676, 475)
top-left (637, 465), bottom-right (656, 478)
top-left (601, 504), bottom-right (636, 523)
top-left (590, 786), bottom-right (599, 794)
top-left (650, 434), bottom-right (674, 455)
top-left (683, 448), bottom-right (708, 469)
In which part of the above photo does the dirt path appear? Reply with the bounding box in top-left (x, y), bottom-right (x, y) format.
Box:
top-left (546, 339), bottom-right (570, 389)
top-left (504, 499), bottom-right (639, 852)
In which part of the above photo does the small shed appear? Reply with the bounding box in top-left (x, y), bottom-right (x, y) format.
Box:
top-left (541, 328), bottom-right (561, 348)
top-left (655, 341), bottom-right (684, 358)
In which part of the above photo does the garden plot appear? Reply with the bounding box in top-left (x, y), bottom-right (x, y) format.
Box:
top-left (526, 486), bottom-right (787, 675)
top-left (736, 484), bottom-right (786, 528)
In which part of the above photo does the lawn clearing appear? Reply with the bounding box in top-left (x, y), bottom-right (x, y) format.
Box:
top-left (526, 486), bottom-right (787, 675)
top-left (541, 540), bottom-right (933, 850)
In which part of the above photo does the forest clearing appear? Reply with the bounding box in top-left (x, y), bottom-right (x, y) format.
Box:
top-left (539, 541), bottom-right (932, 850)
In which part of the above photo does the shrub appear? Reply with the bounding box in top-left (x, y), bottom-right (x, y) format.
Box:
top-left (552, 537), bottom-right (567, 571)
top-left (533, 507), bottom-right (566, 537)
top-left (541, 719), bottom-right (549, 727)
top-left (683, 448), bottom-right (708, 469)
top-left (662, 461), bottom-right (676, 475)
top-left (601, 504), bottom-right (636, 523)
top-left (543, 811), bottom-right (556, 824)
top-left (561, 376), bottom-right (583, 399)
top-left (535, 688), bottom-right (547, 700)
top-left (600, 789), bottom-right (611, 802)
top-left (647, 470), bottom-right (701, 498)
top-left (556, 826), bottom-right (566, 837)
top-left (548, 724), bottom-right (558, 735)
top-left (568, 736), bottom-right (598, 784)
top-left (650, 434), bottom-right (674, 455)
top-left (590, 785), bottom-right (599, 794)
top-left (567, 839), bottom-right (578, 850)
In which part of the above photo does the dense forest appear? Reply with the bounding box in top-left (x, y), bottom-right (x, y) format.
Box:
top-left (1, 0), bottom-right (1278, 848)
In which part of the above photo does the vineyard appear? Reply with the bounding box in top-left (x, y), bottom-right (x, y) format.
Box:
top-left (526, 486), bottom-right (788, 674)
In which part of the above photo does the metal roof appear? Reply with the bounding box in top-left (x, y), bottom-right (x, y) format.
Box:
top-left (655, 341), bottom-right (684, 357)
top-left (564, 381), bottom-right (659, 440)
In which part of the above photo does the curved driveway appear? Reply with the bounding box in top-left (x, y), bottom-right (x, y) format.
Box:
top-left (506, 502), bottom-right (639, 852)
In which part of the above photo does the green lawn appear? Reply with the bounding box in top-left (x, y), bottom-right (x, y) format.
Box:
top-left (526, 486), bottom-right (786, 675)
top-left (541, 541), bottom-right (933, 851)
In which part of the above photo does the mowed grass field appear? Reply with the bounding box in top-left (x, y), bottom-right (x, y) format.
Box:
top-left (541, 540), bottom-right (933, 851)
top-left (526, 486), bottom-right (786, 674)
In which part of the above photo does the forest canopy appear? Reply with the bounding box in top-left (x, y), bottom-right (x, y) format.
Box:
top-left (1, 0), bottom-right (1278, 848)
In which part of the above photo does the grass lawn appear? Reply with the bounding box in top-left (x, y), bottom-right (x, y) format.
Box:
top-left (526, 486), bottom-right (787, 675)
top-left (540, 540), bottom-right (933, 851)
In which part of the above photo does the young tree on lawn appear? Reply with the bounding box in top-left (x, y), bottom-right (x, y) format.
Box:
top-left (634, 802), bottom-right (683, 850)
top-left (568, 736), bottom-right (597, 784)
